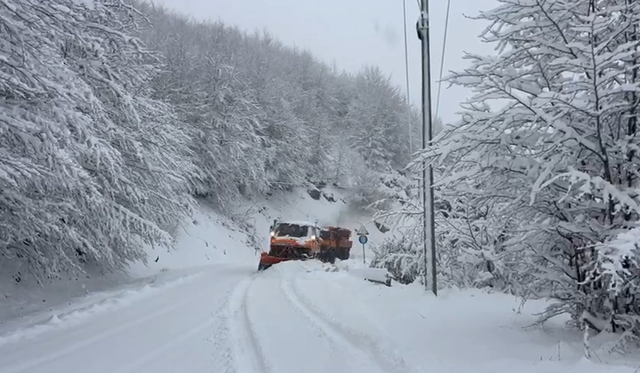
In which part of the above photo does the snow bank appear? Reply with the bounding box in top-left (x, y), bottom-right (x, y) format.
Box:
top-left (128, 206), bottom-right (258, 277)
top-left (0, 206), bottom-right (255, 326)
top-left (346, 267), bottom-right (391, 284)
top-left (274, 263), bottom-right (638, 373)
top-left (0, 266), bottom-right (131, 327)
top-left (0, 271), bottom-right (202, 347)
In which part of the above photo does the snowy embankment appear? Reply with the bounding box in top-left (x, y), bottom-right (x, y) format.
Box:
top-left (278, 261), bottom-right (638, 373)
top-left (0, 186), bottom-right (382, 333)
top-left (0, 186), bottom-right (637, 373)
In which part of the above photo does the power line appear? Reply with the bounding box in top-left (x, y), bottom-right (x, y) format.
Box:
top-left (434, 0), bottom-right (452, 121)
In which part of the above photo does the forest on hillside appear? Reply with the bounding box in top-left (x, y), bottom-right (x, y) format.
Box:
top-left (0, 0), bottom-right (417, 281)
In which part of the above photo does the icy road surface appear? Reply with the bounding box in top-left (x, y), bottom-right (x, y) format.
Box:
top-left (0, 261), bottom-right (636, 373)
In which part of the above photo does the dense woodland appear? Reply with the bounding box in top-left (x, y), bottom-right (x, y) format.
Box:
top-left (0, 0), bottom-right (417, 281)
top-left (4, 0), bottom-right (640, 352)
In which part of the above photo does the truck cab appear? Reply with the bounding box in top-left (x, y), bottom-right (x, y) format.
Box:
top-left (268, 221), bottom-right (321, 258)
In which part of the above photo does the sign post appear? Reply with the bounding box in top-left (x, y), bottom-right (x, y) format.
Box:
top-left (355, 225), bottom-right (369, 265)
top-left (358, 234), bottom-right (368, 264)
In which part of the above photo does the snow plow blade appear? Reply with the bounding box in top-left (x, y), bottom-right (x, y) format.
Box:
top-left (257, 252), bottom-right (292, 271)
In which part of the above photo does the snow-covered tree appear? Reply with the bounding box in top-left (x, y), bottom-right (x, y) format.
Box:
top-left (346, 66), bottom-right (409, 171)
top-left (1, 0), bottom-right (193, 282)
top-left (136, 9), bottom-right (268, 208)
top-left (136, 2), bottom-right (415, 207)
top-left (407, 0), bottom-right (640, 346)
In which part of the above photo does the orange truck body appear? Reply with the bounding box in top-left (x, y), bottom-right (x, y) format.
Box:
top-left (319, 226), bottom-right (353, 260)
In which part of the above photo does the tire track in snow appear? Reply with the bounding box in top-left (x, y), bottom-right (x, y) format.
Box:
top-left (227, 274), bottom-right (271, 373)
top-left (276, 276), bottom-right (385, 373)
top-left (111, 283), bottom-right (239, 373)
top-left (280, 276), bottom-right (420, 373)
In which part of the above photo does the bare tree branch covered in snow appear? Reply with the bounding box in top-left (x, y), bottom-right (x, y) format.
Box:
top-left (0, 0), bottom-right (193, 283)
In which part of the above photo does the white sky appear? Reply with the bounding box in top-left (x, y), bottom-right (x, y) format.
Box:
top-left (151, 0), bottom-right (498, 124)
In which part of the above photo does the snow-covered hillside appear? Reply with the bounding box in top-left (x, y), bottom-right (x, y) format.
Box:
top-left (0, 186), bottom-right (388, 326)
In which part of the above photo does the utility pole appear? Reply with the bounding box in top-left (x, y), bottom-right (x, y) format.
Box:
top-left (417, 0), bottom-right (437, 296)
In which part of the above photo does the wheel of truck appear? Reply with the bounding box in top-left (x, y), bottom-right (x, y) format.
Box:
top-left (342, 249), bottom-right (350, 260)
top-left (334, 248), bottom-right (346, 260)
top-left (317, 249), bottom-right (334, 264)
top-left (335, 248), bottom-right (343, 260)
top-left (326, 249), bottom-right (336, 264)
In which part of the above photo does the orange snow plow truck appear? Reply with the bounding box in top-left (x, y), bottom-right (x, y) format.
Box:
top-left (258, 220), bottom-right (353, 271)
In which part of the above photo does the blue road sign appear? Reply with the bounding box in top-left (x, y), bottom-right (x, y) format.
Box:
top-left (358, 235), bottom-right (368, 245)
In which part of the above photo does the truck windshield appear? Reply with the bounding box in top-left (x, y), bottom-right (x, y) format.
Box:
top-left (274, 223), bottom-right (308, 238)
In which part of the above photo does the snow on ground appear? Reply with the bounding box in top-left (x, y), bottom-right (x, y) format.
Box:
top-left (0, 264), bottom-right (255, 373)
top-left (2, 186), bottom-right (637, 373)
top-left (1, 259), bottom-right (637, 373)
top-left (0, 269), bottom-right (204, 348)
top-left (0, 205), bottom-right (254, 330)
top-left (266, 261), bottom-right (639, 373)
top-left (0, 186), bottom-right (381, 340)
top-left (127, 205), bottom-right (258, 277)
top-left (0, 186), bottom-right (365, 325)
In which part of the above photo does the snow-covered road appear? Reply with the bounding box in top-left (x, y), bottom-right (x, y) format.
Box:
top-left (0, 262), bottom-right (415, 373)
top-left (0, 260), bottom-right (637, 373)
top-left (0, 265), bottom-right (251, 373)
top-left (237, 265), bottom-right (417, 373)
